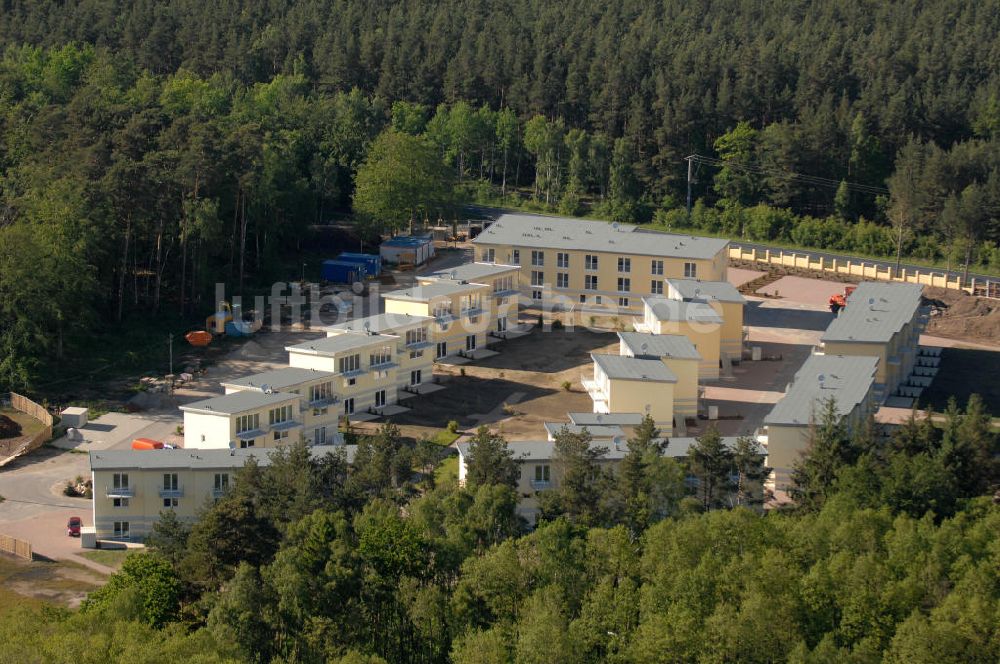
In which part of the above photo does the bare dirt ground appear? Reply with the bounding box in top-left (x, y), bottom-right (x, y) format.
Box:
top-left (0, 554), bottom-right (105, 609)
top-left (923, 286), bottom-right (1000, 344)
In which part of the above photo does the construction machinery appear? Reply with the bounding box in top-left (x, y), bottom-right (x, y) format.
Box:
top-left (829, 285), bottom-right (857, 314)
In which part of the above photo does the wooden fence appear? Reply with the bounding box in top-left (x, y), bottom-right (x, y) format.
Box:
top-left (0, 392), bottom-right (53, 466)
top-left (729, 246), bottom-right (1000, 299)
top-left (0, 534), bottom-right (32, 560)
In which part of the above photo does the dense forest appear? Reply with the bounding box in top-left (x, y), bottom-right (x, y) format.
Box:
top-left (2, 404), bottom-right (998, 663)
top-left (2, 0), bottom-right (1000, 393)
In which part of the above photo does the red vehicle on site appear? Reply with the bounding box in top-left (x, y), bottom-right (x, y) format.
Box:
top-left (67, 516), bottom-right (83, 537)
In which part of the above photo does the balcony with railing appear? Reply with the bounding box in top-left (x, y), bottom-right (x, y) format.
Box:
top-left (159, 486), bottom-right (184, 498)
top-left (106, 485), bottom-right (134, 498)
top-left (530, 479), bottom-right (552, 490)
top-left (582, 376), bottom-right (610, 408)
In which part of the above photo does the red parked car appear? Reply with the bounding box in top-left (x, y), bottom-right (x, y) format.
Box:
top-left (67, 516), bottom-right (82, 537)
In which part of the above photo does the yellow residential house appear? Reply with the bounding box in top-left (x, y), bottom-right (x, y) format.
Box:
top-left (471, 213), bottom-right (729, 314)
top-left (180, 390), bottom-right (304, 450)
top-left (666, 278), bottom-right (746, 360)
top-left (325, 313), bottom-right (436, 397)
top-left (819, 282), bottom-right (927, 402)
top-left (638, 296), bottom-right (723, 380)
top-left (89, 445), bottom-right (353, 541)
top-left (286, 333), bottom-right (402, 417)
top-left (618, 331), bottom-right (701, 420)
top-left (456, 433), bottom-right (742, 526)
top-left (761, 354), bottom-right (879, 491)
top-left (220, 367), bottom-right (342, 446)
top-left (419, 262), bottom-right (522, 336)
top-left (583, 353), bottom-right (677, 431)
top-left (382, 280), bottom-right (494, 359)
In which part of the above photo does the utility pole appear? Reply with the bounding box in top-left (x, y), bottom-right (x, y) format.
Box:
top-left (685, 155), bottom-right (694, 218)
top-left (168, 333), bottom-right (173, 376)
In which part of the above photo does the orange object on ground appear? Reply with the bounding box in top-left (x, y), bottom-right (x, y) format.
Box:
top-left (131, 438), bottom-right (164, 450)
top-left (185, 330), bottom-right (213, 346)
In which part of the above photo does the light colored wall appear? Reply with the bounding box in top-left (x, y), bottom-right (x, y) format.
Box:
top-left (288, 339), bottom-right (400, 416)
top-left (645, 318), bottom-right (722, 380)
top-left (92, 467), bottom-right (237, 539)
top-left (712, 300), bottom-right (744, 358)
top-left (608, 379), bottom-right (675, 429)
top-left (183, 410), bottom-right (240, 449)
top-left (474, 243), bottom-right (726, 312)
top-left (661, 357), bottom-right (700, 417)
top-left (385, 286), bottom-right (495, 358)
top-left (763, 424), bottom-right (807, 491)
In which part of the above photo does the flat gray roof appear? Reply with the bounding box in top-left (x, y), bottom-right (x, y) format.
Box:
top-left (324, 312), bottom-right (431, 336)
top-left (286, 332), bottom-right (397, 356)
top-left (764, 354), bottom-right (879, 426)
top-left (473, 213), bottom-right (729, 260)
top-left (643, 297), bottom-right (724, 324)
top-left (821, 282), bottom-right (924, 344)
top-left (667, 278), bottom-right (746, 304)
top-left (424, 262), bottom-right (520, 282)
top-left (221, 367), bottom-right (335, 391)
top-left (567, 412), bottom-right (645, 426)
top-left (592, 353), bottom-right (677, 382)
top-left (542, 422), bottom-right (627, 440)
top-left (457, 437), bottom-right (745, 462)
top-left (382, 280), bottom-right (487, 302)
top-left (618, 332), bottom-right (701, 361)
top-left (180, 390), bottom-right (300, 416)
top-left (90, 444), bottom-right (354, 471)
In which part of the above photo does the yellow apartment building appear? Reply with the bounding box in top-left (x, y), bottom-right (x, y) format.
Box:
top-left (472, 214), bottom-right (729, 314)
top-left (819, 282), bottom-right (926, 402)
top-left (325, 313), bottom-right (436, 396)
top-left (180, 390), bottom-right (305, 450)
top-left (419, 262), bottom-right (522, 336)
top-left (220, 367), bottom-right (342, 446)
top-left (666, 278), bottom-right (746, 359)
top-left (638, 296), bottom-right (723, 380)
top-left (583, 353), bottom-right (677, 431)
top-left (286, 333), bottom-right (402, 417)
top-left (617, 331), bottom-right (701, 419)
top-left (382, 280), bottom-right (494, 359)
top-left (456, 433), bottom-right (742, 526)
top-left (89, 445), bottom-right (353, 541)
top-left (761, 354), bottom-right (879, 491)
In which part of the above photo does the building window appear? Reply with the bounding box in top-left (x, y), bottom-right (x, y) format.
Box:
top-left (619, 297), bottom-right (630, 308)
top-left (684, 262), bottom-right (697, 278)
top-left (113, 521), bottom-right (130, 539)
top-left (235, 413), bottom-right (259, 434)
top-left (268, 405), bottom-right (292, 426)
top-left (579, 294), bottom-right (586, 303)
top-left (585, 254), bottom-right (598, 270)
top-left (531, 271), bottom-right (544, 286)
top-left (375, 390), bottom-right (386, 408)
top-left (239, 439), bottom-right (255, 448)
top-left (214, 473), bottom-right (230, 492)
top-left (411, 370), bottom-right (422, 386)
top-left (534, 465), bottom-right (550, 482)
top-left (511, 249), bottom-right (520, 265)
top-left (112, 472), bottom-right (129, 490)
top-left (309, 382), bottom-right (333, 402)
top-left (531, 250), bottom-right (544, 266)
top-left (618, 277), bottom-right (631, 292)
top-left (532, 290), bottom-right (542, 300)
top-left (112, 497), bottom-right (129, 508)
top-left (595, 295), bottom-right (602, 304)
top-left (618, 257), bottom-right (631, 273)
top-left (370, 346), bottom-right (392, 367)
top-left (163, 497), bottom-right (178, 508)
top-left (274, 429), bottom-right (289, 441)
top-left (344, 398), bottom-right (355, 415)
top-left (433, 302), bottom-right (452, 319)
top-left (585, 275), bottom-right (598, 290)
top-left (651, 281), bottom-right (664, 295)
top-left (163, 473), bottom-right (178, 492)
top-left (313, 427), bottom-right (326, 445)
top-left (557, 273), bottom-right (569, 289)
top-left (345, 377), bottom-right (356, 387)
top-left (466, 335), bottom-right (477, 351)
top-left (339, 353), bottom-right (361, 374)
top-left (496, 316), bottom-right (507, 333)
top-left (405, 328), bottom-right (427, 345)
top-left (557, 252), bottom-right (569, 268)
top-left (483, 248), bottom-right (495, 262)
top-left (651, 260), bottom-right (664, 275)
top-left (436, 341), bottom-right (447, 358)
top-left (409, 349), bottom-right (424, 359)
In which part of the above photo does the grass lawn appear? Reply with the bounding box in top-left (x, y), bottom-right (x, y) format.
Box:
top-left (0, 408), bottom-right (46, 439)
top-left (434, 455), bottom-right (459, 487)
top-left (78, 549), bottom-right (133, 570)
top-left (429, 429), bottom-right (460, 447)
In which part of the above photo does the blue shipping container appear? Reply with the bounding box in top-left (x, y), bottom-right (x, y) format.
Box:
top-left (337, 252), bottom-right (382, 277)
top-left (321, 259), bottom-right (367, 283)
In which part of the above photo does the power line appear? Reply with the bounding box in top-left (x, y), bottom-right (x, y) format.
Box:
top-left (685, 154), bottom-right (890, 196)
